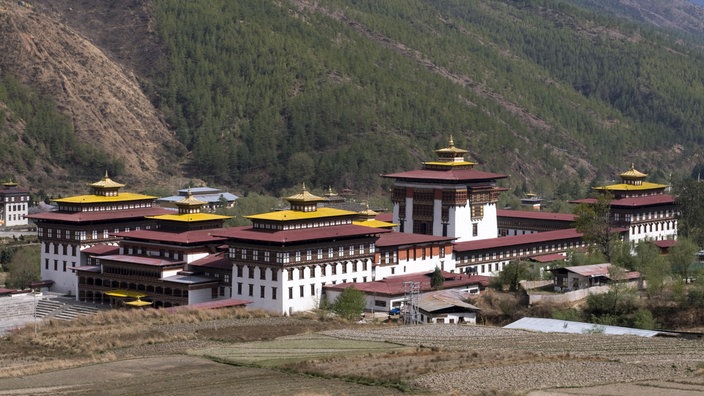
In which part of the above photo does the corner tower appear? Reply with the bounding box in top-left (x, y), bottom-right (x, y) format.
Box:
top-left (383, 137), bottom-right (507, 242)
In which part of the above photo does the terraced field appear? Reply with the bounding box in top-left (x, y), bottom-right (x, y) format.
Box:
top-left (0, 314), bottom-right (702, 395)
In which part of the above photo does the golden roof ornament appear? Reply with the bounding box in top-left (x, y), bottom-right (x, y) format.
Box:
top-left (285, 182), bottom-right (325, 203)
top-left (88, 170), bottom-right (125, 189)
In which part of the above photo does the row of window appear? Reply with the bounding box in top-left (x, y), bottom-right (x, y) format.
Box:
top-left (58, 202), bottom-right (154, 212)
top-left (230, 244), bottom-right (375, 264)
top-left (3, 203), bottom-right (26, 212)
top-left (45, 259), bottom-right (74, 272)
top-left (631, 221), bottom-right (675, 234)
top-left (77, 277), bottom-right (189, 298)
top-left (40, 226), bottom-right (147, 240)
top-left (615, 209), bottom-right (676, 222)
top-left (235, 261), bottom-right (370, 281)
top-left (123, 245), bottom-right (183, 261)
top-left (253, 218), bottom-right (352, 231)
top-left (44, 243), bottom-right (78, 256)
top-left (2, 195), bottom-right (28, 202)
top-left (459, 241), bottom-right (584, 264)
top-left (235, 277), bottom-right (368, 300)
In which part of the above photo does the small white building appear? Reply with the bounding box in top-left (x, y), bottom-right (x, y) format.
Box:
top-left (417, 289), bottom-right (481, 324)
top-left (0, 181), bottom-right (31, 227)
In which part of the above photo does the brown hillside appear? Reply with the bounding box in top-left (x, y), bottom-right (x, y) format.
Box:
top-left (0, 0), bottom-right (186, 193)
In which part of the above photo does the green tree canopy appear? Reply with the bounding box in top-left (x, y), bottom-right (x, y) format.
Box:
top-left (332, 286), bottom-right (366, 321)
top-left (5, 246), bottom-right (40, 290)
top-left (430, 266), bottom-right (444, 290)
top-left (574, 194), bottom-right (617, 262)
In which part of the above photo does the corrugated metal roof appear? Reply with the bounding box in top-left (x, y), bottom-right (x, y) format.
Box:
top-left (417, 290), bottom-right (481, 313)
top-left (504, 317), bottom-right (676, 337)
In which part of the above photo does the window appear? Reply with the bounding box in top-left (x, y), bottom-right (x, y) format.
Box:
top-left (264, 251), bottom-right (270, 262)
top-left (237, 265), bottom-right (243, 278)
top-left (248, 267), bottom-right (254, 279)
top-left (299, 285), bottom-right (304, 297)
top-left (321, 265), bottom-right (326, 276)
top-left (472, 223), bottom-right (478, 237)
top-left (317, 249), bottom-right (323, 259)
top-left (299, 267), bottom-right (305, 279)
top-left (260, 285), bottom-right (265, 298)
top-left (248, 284), bottom-right (253, 297)
top-left (310, 284), bottom-right (315, 296)
top-left (272, 287), bottom-right (277, 300)
top-left (288, 269), bottom-right (293, 281)
top-left (260, 268), bottom-right (266, 280)
top-left (271, 270), bottom-right (277, 281)
top-left (288, 287), bottom-right (293, 299)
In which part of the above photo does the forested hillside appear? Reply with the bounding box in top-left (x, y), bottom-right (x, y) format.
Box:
top-left (2, 0), bottom-right (704, 202)
top-left (151, 0), bottom-right (704, 200)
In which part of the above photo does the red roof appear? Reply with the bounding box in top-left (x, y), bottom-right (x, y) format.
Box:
top-left (571, 194), bottom-right (675, 208)
top-left (653, 239), bottom-right (677, 249)
top-left (82, 244), bottom-right (120, 255)
top-left (497, 209), bottom-right (575, 222)
top-left (612, 194), bottom-right (675, 207)
top-left (27, 207), bottom-right (172, 223)
top-left (383, 168), bottom-right (507, 183)
top-left (375, 213), bottom-right (393, 222)
top-left (97, 254), bottom-right (185, 267)
top-left (375, 231), bottom-right (454, 247)
top-left (213, 224), bottom-right (389, 244)
top-left (113, 228), bottom-right (228, 244)
top-left (453, 228), bottom-right (583, 252)
top-left (189, 252), bottom-right (231, 270)
top-left (324, 271), bottom-right (491, 296)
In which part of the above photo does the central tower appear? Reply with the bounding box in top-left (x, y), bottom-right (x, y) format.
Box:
top-left (383, 137), bottom-right (507, 242)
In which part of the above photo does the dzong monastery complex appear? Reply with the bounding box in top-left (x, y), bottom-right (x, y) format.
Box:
top-left (14, 138), bottom-right (678, 315)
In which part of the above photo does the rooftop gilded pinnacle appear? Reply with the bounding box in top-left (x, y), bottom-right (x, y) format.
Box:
top-left (285, 183), bottom-right (326, 203)
top-left (88, 171), bottom-right (125, 189)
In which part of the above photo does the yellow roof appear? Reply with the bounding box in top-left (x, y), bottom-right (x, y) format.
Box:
top-left (353, 219), bottom-right (398, 228)
top-left (104, 290), bottom-right (147, 299)
top-left (423, 160), bottom-right (477, 167)
top-left (247, 207), bottom-right (357, 221)
top-left (147, 213), bottom-right (232, 222)
top-left (594, 181), bottom-right (667, 191)
top-left (55, 192), bottom-right (158, 204)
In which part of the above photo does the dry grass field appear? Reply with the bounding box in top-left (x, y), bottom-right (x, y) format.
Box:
top-left (0, 307), bottom-right (703, 395)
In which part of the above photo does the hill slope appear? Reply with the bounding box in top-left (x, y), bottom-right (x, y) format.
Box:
top-left (0, 0), bottom-right (185, 193)
top-left (2, 0), bottom-right (704, 200)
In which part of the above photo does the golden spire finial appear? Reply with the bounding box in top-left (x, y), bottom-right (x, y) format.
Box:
top-left (302, 182), bottom-right (307, 192)
top-left (449, 135), bottom-right (455, 148)
top-left (104, 170), bottom-right (109, 179)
